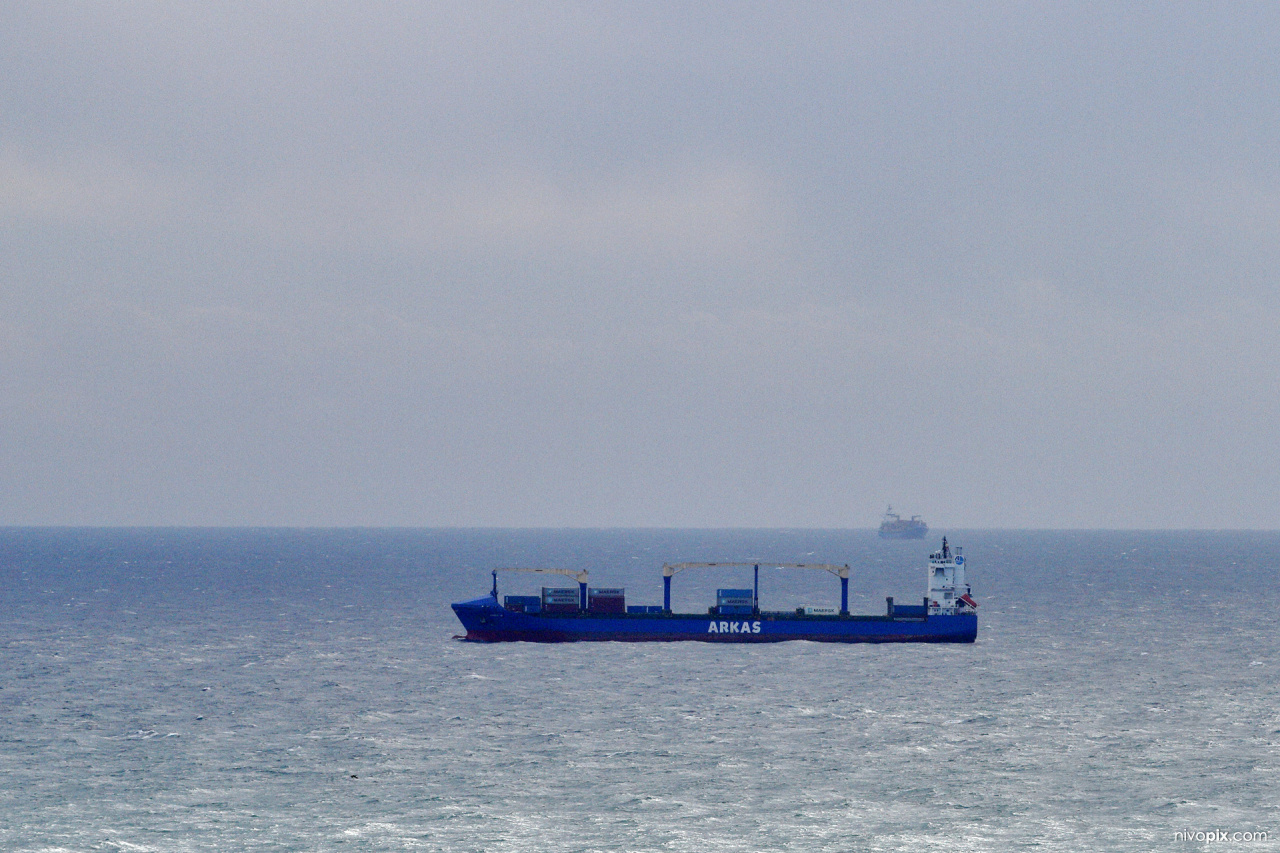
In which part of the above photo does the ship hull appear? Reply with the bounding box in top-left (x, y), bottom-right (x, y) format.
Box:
top-left (451, 597), bottom-right (976, 643)
top-left (878, 526), bottom-right (928, 539)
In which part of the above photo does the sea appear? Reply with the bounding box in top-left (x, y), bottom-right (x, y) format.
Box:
top-left (1, 528), bottom-right (1277, 852)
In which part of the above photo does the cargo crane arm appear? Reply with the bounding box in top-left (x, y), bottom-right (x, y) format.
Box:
top-left (662, 562), bottom-right (848, 578)
top-left (660, 562), bottom-right (851, 614)
top-left (490, 567), bottom-right (590, 606)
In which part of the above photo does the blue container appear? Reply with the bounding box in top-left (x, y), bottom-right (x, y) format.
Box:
top-left (542, 602), bottom-right (579, 613)
top-left (716, 591), bottom-right (754, 609)
top-left (717, 604), bottom-right (755, 615)
top-left (504, 595), bottom-right (541, 613)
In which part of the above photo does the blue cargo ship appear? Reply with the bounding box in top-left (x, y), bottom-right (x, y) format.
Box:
top-left (452, 539), bottom-right (977, 643)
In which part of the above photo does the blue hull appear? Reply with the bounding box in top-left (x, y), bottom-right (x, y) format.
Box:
top-left (451, 597), bottom-right (976, 643)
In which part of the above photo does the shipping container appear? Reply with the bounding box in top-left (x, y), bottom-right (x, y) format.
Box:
top-left (504, 595), bottom-right (541, 613)
top-left (588, 598), bottom-right (626, 614)
top-left (717, 604), bottom-right (755, 615)
top-left (542, 587), bottom-right (580, 603)
top-left (716, 588), bottom-right (754, 600)
top-left (802, 606), bottom-right (838, 616)
top-left (541, 602), bottom-right (579, 613)
top-left (588, 586), bottom-right (625, 614)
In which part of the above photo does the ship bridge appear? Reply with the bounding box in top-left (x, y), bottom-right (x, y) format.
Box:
top-left (926, 538), bottom-right (975, 615)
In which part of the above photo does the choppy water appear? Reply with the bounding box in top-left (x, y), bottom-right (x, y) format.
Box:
top-left (1, 528), bottom-right (1277, 851)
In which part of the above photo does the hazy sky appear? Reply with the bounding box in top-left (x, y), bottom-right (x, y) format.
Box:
top-left (3, 3), bottom-right (1278, 527)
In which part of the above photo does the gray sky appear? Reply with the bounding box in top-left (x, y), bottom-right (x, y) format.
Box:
top-left (3, 3), bottom-right (1278, 528)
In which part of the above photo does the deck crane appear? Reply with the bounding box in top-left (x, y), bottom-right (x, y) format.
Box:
top-left (491, 567), bottom-right (590, 610)
top-left (660, 562), bottom-right (851, 615)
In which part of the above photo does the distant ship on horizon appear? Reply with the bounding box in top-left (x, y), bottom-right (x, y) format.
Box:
top-left (879, 506), bottom-right (928, 539)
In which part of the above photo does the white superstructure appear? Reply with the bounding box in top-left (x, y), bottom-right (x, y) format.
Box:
top-left (926, 538), bottom-right (976, 615)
